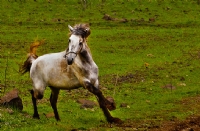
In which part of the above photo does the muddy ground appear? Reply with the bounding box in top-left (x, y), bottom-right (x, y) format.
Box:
top-left (97, 95), bottom-right (200, 131)
top-left (99, 113), bottom-right (200, 131)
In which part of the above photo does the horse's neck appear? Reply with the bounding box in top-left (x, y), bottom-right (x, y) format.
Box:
top-left (79, 47), bottom-right (93, 64)
top-left (73, 45), bottom-right (98, 82)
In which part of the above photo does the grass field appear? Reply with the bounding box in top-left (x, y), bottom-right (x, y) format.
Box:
top-left (1, 0), bottom-right (200, 130)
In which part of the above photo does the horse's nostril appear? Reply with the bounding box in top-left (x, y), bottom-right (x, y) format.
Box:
top-left (67, 58), bottom-right (73, 65)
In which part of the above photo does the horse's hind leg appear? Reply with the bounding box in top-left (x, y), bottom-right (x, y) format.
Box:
top-left (30, 89), bottom-right (40, 119)
top-left (84, 81), bottom-right (122, 124)
top-left (50, 87), bottom-right (60, 121)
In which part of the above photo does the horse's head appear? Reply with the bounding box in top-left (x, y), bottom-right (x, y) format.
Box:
top-left (65, 24), bottom-right (90, 65)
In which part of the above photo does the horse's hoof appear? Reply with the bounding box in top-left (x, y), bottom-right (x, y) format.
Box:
top-left (56, 118), bottom-right (61, 121)
top-left (29, 89), bottom-right (34, 94)
top-left (108, 117), bottom-right (123, 124)
top-left (33, 114), bottom-right (40, 119)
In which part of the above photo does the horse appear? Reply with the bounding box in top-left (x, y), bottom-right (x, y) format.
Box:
top-left (20, 24), bottom-right (122, 124)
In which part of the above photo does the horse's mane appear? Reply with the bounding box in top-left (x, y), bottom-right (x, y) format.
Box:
top-left (70, 24), bottom-right (90, 38)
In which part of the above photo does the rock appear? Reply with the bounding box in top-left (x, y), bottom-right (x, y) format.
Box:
top-left (106, 96), bottom-right (116, 110)
top-left (120, 103), bottom-right (128, 108)
top-left (0, 88), bottom-right (23, 111)
top-left (106, 96), bottom-right (115, 103)
top-left (45, 112), bottom-right (54, 118)
top-left (149, 18), bottom-right (155, 22)
top-left (161, 84), bottom-right (176, 90)
top-left (102, 14), bottom-right (115, 21)
top-left (120, 18), bottom-right (128, 23)
top-left (77, 99), bottom-right (97, 109)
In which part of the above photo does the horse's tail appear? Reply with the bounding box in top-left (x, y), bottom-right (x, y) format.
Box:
top-left (20, 40), bottom-right (44, 74)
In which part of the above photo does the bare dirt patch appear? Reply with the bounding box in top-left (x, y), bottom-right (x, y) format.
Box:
top-left (150, 115), bottom-right (200, 131)
top-left (111, 72), bottom-right (146, 85)
top-left (96, 96), bottom-right (200, 131)
top-left (98, 114), bottom-right (200, 131)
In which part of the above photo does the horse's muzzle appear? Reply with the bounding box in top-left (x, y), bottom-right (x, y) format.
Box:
top-left (67, 57), bottom-right (74, 65)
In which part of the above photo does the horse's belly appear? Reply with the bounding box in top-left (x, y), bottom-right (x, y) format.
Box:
top-left (47, 74), bottom-right (81, 90)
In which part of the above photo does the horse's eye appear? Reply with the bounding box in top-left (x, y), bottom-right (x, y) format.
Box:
top-left (79, 42), bottom-right (83, 46)
top-left (68, 39), bottom-right (71, 43)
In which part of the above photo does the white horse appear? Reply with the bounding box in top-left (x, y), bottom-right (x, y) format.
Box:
top-left (20, 24), bottom-right (121, 123)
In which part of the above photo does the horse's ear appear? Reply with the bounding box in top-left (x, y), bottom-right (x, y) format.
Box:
top-left (85, 28), bottom-right (90, 38)
top-left (68, 25), bottom-right (73, 32)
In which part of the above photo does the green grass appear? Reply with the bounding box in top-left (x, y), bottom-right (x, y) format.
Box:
top-left (1, 0), bottom-right (200, 130)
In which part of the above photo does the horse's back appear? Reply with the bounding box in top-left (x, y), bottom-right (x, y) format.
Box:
top-left (30, 51), bottom-right (81, 89)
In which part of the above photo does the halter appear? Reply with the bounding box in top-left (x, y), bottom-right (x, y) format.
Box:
top-left (63, 43), bottom-right (83, 58)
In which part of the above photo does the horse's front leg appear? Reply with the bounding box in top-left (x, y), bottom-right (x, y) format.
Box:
top-left (30, 90), bottom-right (40, 119)
top-left (84, 81), bottom-right (122, 124)
top-left (50, 87), bottom-right (60, 121)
